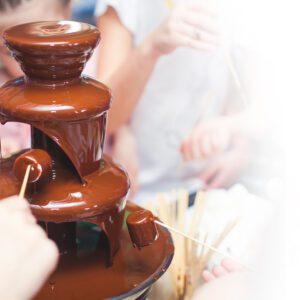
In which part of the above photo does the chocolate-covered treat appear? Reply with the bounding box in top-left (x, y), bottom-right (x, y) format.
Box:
top-left (13, 149), bottom-right (52, 183)
top-left (127, 209), bottom-right (159, 249)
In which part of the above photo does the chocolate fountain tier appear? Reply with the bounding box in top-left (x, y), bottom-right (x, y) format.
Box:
top-left (0, 76), bottom-right (110, 122)
top-left (31, 156), bottom-right (129, 222)
top-left (0, 152), bottom-right (129, 222)
top-left (34, 202), bottom-right (174, 300)
top-left (3, 21), bottom-right (99, 81)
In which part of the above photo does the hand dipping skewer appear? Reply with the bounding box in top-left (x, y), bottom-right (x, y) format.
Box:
top-left (127, 209), bottom-right (253, 271)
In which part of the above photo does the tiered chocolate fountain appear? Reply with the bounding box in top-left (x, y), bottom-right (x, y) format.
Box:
top-left (0, 21), bottom-right (173, 299)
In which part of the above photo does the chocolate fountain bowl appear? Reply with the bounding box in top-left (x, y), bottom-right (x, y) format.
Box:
top-left (0, 21), bottom-right (174, 299)
top-left (35, 203), bottom-right (174, 300)
top-left (1, 152), bottom-right (174, 299)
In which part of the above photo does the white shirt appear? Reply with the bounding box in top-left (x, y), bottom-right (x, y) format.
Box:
top-left (95, 0), bottom-right (246, 202)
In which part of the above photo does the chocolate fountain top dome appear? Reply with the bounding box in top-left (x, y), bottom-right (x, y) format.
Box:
top-left (3, 21), bottom-right (99, 80)
top-left (4, 20), bottom-right (98, 45)
top-left (1, 21), bottom-right (110, 122)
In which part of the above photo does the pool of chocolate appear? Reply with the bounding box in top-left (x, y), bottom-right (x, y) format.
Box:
top-left (34, 203), bottom-right (174, 300)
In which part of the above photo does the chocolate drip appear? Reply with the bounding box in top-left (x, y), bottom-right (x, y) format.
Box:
top-left (34, 204), bottom-right (174, 300)
top-left (0, 21), bottom-right (126, 262)
top-left (39, 221), bottom-right (77, 254)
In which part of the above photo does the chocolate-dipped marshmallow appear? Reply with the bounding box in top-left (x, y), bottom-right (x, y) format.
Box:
top-left (13, 149), bottom-right (52, 183)
top-left (126, 209), bottom-right (158, 249)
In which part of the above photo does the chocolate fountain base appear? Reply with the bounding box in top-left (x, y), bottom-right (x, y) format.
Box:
top-left (34, 203), bottom-right (174, 300)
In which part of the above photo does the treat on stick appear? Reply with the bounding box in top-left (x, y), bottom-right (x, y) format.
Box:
top-left (19, 164), bottom-right (31, 198)
top-left (13, 149), bottom-right (52, 183)
top-left (126, 209), bottom-right (159, 249)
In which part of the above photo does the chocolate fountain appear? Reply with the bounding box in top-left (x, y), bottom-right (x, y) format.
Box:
top-left (0, 21), bottom-right (173, 299)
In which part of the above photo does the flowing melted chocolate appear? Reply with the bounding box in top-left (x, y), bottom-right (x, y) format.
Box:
top-left (0, 21), bottom-right (174, 299)
top-left (0, 20), bottom-right (126, 263)
top-left (0, 74), bottom-right (109, 181)
top-left (1, 20), bottom-right (111, 181)
top-left (3, 21), bottom-right (100, 82)
top-left (127, 210), bottom-right (158, 249)
top-left (13, 149), bottom-right (52, 183)
top-left (34, 204), bottom-right (174, 300)
top-left (1, 152), bottom-right (130, 263)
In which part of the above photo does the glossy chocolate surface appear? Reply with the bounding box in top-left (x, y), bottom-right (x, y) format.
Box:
top-left (0, 22), bottom-right (110, 179)
top-left (0, 76), bottom-right (111, 121)
top-left (13, 149), bottom-right (52, 183)
top-left (127, 210), bottom-right (158, 249)
top-left (34, 204), bottom-right (174, 300)
top-left (2, 152), bottom-right (129, 221)
top-left (0, 21), bottom-right (174, 299)
top-left (3, 21), bottom-right (100, 82)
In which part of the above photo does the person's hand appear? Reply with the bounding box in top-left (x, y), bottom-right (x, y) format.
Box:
top-left (192, 266), bottom-right (248, 300)
top-left (147, 1), bottom-right (221, 57)
top-left (199, 138), bottom-right (249, 189)
top-left (202, 259), bottom-right (244, 283)
top-left (181, 117), bottom-right (233, 162)
top-left (0, 196), bottom-right (58, 300)
top-left (112, 126), bottom-right (140, 198)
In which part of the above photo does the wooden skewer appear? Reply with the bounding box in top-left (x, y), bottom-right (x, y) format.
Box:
top-left (198, 233), bottom-right (209, 269)
top-left (155, 219), bottom-right (253, 271)
top-left (202, 220), bottom-right (238, 270)
top-left (224, 51), bottom-right (249, 108)
top-left (157, 193), bottom-right (170, 225)
top-left (189, 191), bottom-right (205, 238)
top-left (165, 0), bottom-right (174, 9)
top-left (178, 190), bottom-right (188, 297)
top-left (19, 165), bottom-right (31, 198)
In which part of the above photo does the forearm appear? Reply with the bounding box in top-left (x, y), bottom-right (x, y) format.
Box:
top-left (104, 38), bottom-right (159, 134)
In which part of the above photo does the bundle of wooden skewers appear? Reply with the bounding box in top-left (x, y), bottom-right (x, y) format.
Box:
top-left (145, 190), bottom-right (239, 300)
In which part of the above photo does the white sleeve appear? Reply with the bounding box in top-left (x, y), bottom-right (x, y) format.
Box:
top-left (95, 0), bottom-right (138, 36)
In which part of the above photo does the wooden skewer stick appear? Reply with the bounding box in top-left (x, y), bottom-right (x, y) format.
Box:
top-left (189, 191), bottom-right (205, 238)
top-left (19, 165), bottom-right (31, 198)
top-left (224, 51), bottom-right (249, 108)
top-left (178, 190), bottom-right (188, 297)
top-left (155, 219), bottom-right (253, 271)
top-left (165, 0), bottom-right (174, 9)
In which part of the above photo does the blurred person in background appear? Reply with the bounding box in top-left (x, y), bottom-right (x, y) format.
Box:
top-left (193, 210), bottom-right (283, 300)
top-left (72, 0), bottom-right (97, 25)
top-left (95, 0), bottom-right (263, 203)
